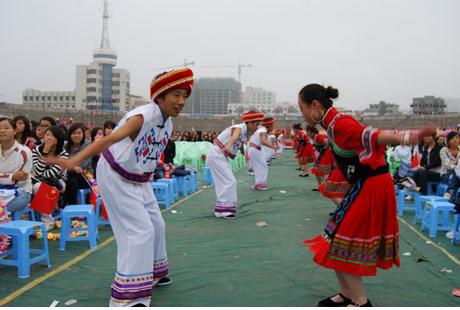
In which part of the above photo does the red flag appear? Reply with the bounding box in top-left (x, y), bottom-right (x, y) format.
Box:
top-left (89, 192), bottom-right (108, 220)
top-left (30, 182), bottom-right (60, 215)
top-left (411, 152), bottom-right (420, 168)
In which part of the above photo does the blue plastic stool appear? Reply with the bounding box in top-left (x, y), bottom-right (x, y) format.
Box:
top-left (202, 167), bottom-right (213, 185)
top-left (158, 178), bottom-right (179, 202)
top-left (420, 201), bottom-right (455, 238)
top-left (189, 171), bottom-right (197, 192)
top-left (397, 189), bottom-right (420, 216)
top-left (0, 220), bottom-right (51, 278)
top-left (413, 184), bottom-right (449, 225)
top-left (60, 204), bottom-right (97, 251)
top-left (174, 175), bottom-right (191, 196)
top-left (94, 197), bottom-right (110, 227)
top-left (77, 188), bottom-right (92, 204)
top-left (151, 182), bottom-right (173, 209)
top-left (12, 206), bottom-right (36, 221)
top-left (453, 214), bottom-right (460, 245)
top-left (427, 182), bottom-right (440, 196)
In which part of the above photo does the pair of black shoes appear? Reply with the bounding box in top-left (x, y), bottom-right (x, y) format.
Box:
top-left (318, 293), bottom-right (372, 307)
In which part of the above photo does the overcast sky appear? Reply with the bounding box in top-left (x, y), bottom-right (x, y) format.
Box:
top-left (1, 0), bottom-right (459, 110)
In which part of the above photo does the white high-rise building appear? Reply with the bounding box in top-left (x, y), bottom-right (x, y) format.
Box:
top-left (23, 0), bottom-right (132, 111)
top-left (243, 87), bottom-right (276, 114)
top-left (444, 98), bottom-right (460, 113)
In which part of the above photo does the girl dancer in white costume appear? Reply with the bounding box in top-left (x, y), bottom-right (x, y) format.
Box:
top-left (248, 117), bottom-right (278, 190)
top-left (207, 111), bottom-right (263, 218)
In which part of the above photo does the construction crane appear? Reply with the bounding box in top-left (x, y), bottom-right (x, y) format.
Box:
top-left (200, 63), bottom-right (252, 83)
top-left (152, 58), bottom-right (195, 72)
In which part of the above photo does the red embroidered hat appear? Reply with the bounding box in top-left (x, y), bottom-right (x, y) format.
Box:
top-left (150, 68), bottom-right (194, 103)
top-left (242, 111), bottom-right (264, 122)
top-left (262, 116), bottom-right (275, 127)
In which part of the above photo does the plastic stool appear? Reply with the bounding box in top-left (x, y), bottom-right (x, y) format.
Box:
top-left (420, 201), bottom-right (455, 238)
top-left (60, 204), bottom-right (97, 251)
top-left (174, 175), bottom-right (191, 196)
top-left (202, 167), bottom-right (213, 185)
top-left (189, 171), bottom-right (197, 192)
top-left (427, 182), bottom-right (440, 196)
top-left (158, 178), bottom-right (179, 201)
top-left (453, 214), bottom-right (460, 245)
top-left (12, 206), bottom-right (35, 221)
top-left (0, 220), bottom-right (51, 278)
top-left (78, 188), bottom-right (92, 204)
top-left (414, 184), bottom-right (449, 225)
top-left (151, 182), bottom-right (173, 209)
top-left (397, 189), bottom-right (420, 216)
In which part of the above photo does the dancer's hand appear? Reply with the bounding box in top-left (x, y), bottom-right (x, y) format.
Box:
top-left (43, 156), bottom-right (78, 171)
top-left (413, 125), bottom-right (437, 144)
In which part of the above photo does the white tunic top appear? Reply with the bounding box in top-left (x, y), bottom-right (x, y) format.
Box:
top-left (106, 103), bottom-right (172, 177)
top-left (216, 123), bottom-right (247, 156)
top-left (249, 126), bottom-right (267, 147)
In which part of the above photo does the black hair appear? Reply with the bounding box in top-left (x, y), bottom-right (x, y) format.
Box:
top-left (12, 115), bottom-right (31, 144)
top-left (66, 122), bottom-right (87, 152)
top-left (292, 123), bottom-right (302, 130)
top-left (447, 131), bottom-right (459, 146)
top-left (39, 116), bottom-right (57, 127)
top-left (59, 124), bottom-right (68, 138)
top-left (306, 125), bottom-right (319, 134)
top-left (103, 120), bottom-right (117, 130)
top-left (91, 127), bottom-right (103, 142)
top-left (30, 120), bottom-right (39, 128)
top-left (298, 84), bottom-right (339, 110)
top-left (43, 126), bottom-right (66, 155)
top-left (0, 117), bottom-right (15, 129)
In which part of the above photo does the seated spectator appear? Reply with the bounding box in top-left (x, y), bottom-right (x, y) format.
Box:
top-left (103, 120), bottom-right (117, 136)
top-left (63, 123), bottom-right (92, 205)
top-left (35, 116), bottom-right (57, 147)
top-left (412, 134), bottom-right (442, 195)
top-left (90, 127), bottom-right (104, 176)
top-left (13, 115), bottom-right (36, 150)
top-left (32, 126), bottom-right (68, 229)
top-left (0, 117), bottom-right (33, 215)
top-left (440, 131), bottom-right (460, 184)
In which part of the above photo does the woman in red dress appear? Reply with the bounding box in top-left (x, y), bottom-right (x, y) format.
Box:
top-left (295, 127), bottom-right (316, 177)
top-left (298, 84), bottom-right (432, 307)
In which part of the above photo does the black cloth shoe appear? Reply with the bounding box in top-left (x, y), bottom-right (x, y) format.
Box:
top-left (349, 299), bottom-right (372, 307)
top-left (317, 293), bottom-right (351, 307)
top-left (299, 174), bottom-right (309, 177)
top-left (156, 277), bottom-right (172, 286)
top-left (131, 303), bottom-right (146, 307)
top-left (312, 188), bottom-right (319, 191)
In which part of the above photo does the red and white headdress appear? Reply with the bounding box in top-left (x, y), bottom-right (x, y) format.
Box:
top-left (242, 111), bottom-right (264, 122)
top-left (150, 68), bottom-right (194, 103)
top-left (262, 116), bottom-right (275, 128)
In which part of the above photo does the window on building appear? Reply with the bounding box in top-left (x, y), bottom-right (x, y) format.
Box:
top-left (29, 96), bottom-right (33, 101)
top-left (87, 87), bottom-right (97, 92)
top-left (87, 69), bottom-right (97, 74)
top-left (65, 96), bottom-right (69, 101)
top-left (41, 96), bottom-right (45, 100)
top-left (35, 96), bottom-right (39, 101)
top-left (87, 78), bottom-right (97, 83)
top-left (72, 96), bottom-right (75, 101)
top-left (59, 96), bottom-right (63, 101)
top-left (53, 96), bottom-right (57, 101)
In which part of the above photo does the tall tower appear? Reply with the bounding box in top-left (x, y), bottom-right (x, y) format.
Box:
top-left (92, 0), bottom-right (117, 111)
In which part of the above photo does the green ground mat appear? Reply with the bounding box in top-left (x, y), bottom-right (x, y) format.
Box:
top-left (1, 150), bottom-right (460, 306)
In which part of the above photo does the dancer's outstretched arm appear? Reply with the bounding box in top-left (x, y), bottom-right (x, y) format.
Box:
top-left (44, 115), bottom-right (143, 170)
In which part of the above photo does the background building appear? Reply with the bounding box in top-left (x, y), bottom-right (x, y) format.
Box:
top-left (363, 101), bottom-right (399, 116)
top-left (411, 96), bottom-right (446, 115)
top-left (22, 0), bottom-right (133, 112)
top-left (242, 87), bottom-right (276, 114)
top-left (183, 77), bottom-right (241, 115)
top-left (444, 98), bottom-right (460, 113)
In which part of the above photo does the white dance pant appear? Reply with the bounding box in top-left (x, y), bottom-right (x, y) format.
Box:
top-left (248, 147), bottom-right (268, 186)
top-left (97, 158), bottom-right (168, 307)
top-left (206, 145), bottom-right (237, 217)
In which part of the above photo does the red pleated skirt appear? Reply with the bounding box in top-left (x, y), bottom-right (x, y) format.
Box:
top-left (298, 144), bottom-right (315, 165)
top-left (306, 173), bottom-right (400, 276)
top-left (319, 167), bottom-right (350, 199)
top-left (312, 148), bottom-right (334, 176)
